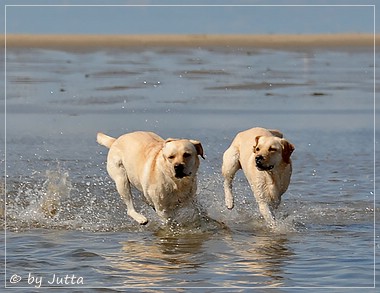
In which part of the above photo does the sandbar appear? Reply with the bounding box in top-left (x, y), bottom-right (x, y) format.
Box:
top-left (2, 34), bottom-right (376, 51)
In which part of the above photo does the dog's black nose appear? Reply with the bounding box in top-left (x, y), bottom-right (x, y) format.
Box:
top-left (255, 155), bottom-right (264, 164)
top-left (174, 163), bottom-right (185, 171)
top-left (174, 164), bottom-right (186, 178)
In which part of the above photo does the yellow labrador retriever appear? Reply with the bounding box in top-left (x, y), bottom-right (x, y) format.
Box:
top-left (222, 127), bottom-right (294, 226)
top-left (97, 131), bottom-right (204, 225)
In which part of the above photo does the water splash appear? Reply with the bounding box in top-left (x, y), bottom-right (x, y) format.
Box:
top-left (40, 169), bottom-right (71, 217)
top-left (4, 163), bottom-right (374, 234)
top-left (6, 166), bottom-right (73, 231)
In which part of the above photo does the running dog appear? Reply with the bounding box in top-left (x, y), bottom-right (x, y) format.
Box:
top-left (222, 127), bottom-right (294, 226)
top-left (97, 131), bottom-right (204, 225)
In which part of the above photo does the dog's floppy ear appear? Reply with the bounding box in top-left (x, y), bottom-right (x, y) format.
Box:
top-left (190, 140), bottom-right (205, 159)
top-left (253, 136), bottom-right (262, 153)
top-left (165, 138), bottom-right (177, 144)
top-left (269, 129), bottom-right (283, 138)
top-left (281, 139), bottom-right (295, 164)
top-left (162, 138), bottom-right (178, 154)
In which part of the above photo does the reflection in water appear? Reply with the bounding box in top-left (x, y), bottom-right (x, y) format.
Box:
top-left (224, 235), bottom-right (294, 287)
top-left (103, 226), bottom-right (294, 288)
top-left (104, 228), bottom-right (212, 287)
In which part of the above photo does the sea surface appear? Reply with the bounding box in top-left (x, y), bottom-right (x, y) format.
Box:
top-left (1, 44), bottom-right (378, 291)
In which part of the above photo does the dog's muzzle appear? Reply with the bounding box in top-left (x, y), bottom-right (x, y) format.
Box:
top-left (255, 155), bottom-right (274, 171)
top-left (174, 164), bottom-right (188, 179)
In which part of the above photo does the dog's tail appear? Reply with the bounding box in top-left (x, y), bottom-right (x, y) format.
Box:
top-left (97, 132), bottom-right (116, 149)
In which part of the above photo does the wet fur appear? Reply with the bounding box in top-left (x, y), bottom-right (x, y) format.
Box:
top-left (222, 127), bottom-right (295, 227)
top-left (97, 131), bottom-right (204, 225)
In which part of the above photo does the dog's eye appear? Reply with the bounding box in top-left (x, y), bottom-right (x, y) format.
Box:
top-left (183, 153), bottom-right (191, 159)
top-left (168, 155), bottom-right (175, 160)
top-left (255, 147), bottom-right (260, 152)
top-left (269, 147), bottom-right (277, 152)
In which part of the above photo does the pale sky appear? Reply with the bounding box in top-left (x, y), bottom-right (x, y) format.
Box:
top-left (3, 1), bottom-right (376, 35)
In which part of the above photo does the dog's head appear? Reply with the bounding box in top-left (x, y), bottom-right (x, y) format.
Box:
top-left (253, 136), bottom-right (294, 171)
top-left (162, 138), bottom-right (204, 179)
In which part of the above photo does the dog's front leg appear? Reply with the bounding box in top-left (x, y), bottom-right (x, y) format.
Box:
top-left (250, 183), bottom-right (277, 227)
top-left (143, 188), bottom-right (171, 222)
top-left (222, 146), bottom-right (241, 209)
top-left (257, 201), bottom-right (276, 227)
top-left (155, 208), bottom-right (170, 222)
top-left (223, 177), bottom-right (234, 210)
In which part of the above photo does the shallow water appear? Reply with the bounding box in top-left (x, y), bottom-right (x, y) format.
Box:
top-left (1, 45), bottom-right (378, 291)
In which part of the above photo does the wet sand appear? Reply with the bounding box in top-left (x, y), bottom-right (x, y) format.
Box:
top-left (3, 33), bottom-right (376, 50)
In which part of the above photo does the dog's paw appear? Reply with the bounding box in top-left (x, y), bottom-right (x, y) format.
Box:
top-left (128, 211), bottom-right (148, 225)
top-left (138, 218), bottom-right (148, 225)
top-left (136, 215), bottom-right (149, 225)
top-left (225, 196), bottom-right (234, 210)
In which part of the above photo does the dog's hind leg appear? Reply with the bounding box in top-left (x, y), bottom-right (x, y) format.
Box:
top-left (222, 146), bottom-right (241, 209)
top-left (117, 178), bottom-right (148, 225)
top-left (107, 162), bottom-right (148, 225)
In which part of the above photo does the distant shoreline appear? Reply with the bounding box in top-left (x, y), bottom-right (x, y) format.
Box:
top-left (2, 34), bottom-right (376, 50)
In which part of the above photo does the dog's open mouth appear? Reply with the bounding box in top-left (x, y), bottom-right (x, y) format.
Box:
top-left (175, 172), bottom-right (190, 179)
top-left (255, 155), bottom-right (274, 171)
top-left (256, 163), bottom-right (274, 171)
